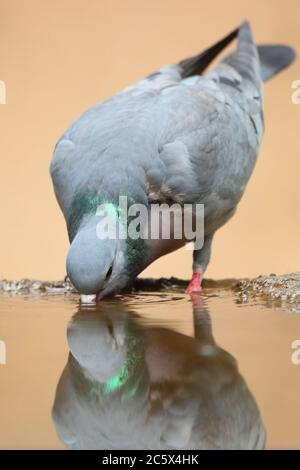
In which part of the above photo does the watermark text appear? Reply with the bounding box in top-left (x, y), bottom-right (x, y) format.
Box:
top-left (95, 197), bottom-right (204, 250)
top-left (0, 340), bottom-right (6, 365)
top-left (291, 339), bottom-right (300, 365)
top-left (291, 80), bottom-right (300, 104)
top-left (0, 80), bottom-right (6, 104)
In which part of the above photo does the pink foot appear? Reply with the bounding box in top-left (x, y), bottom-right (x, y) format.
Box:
top-left (185, 270), bottom-right (203, 294)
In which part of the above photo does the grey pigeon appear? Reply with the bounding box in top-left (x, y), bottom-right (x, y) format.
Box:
top-left (50, 21), bottom-right (296, 300)
top-left (53, 298), bottom-right (265, 449)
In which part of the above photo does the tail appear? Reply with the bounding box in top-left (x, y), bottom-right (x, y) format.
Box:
top-left (222, 21), bottom-right (262, 89)
top-left (258, 45), bottom-right (296, 81)
top-left (179, 27), bottom-right (239, 78)
top-left (179, 21), bottom-right (296, 84)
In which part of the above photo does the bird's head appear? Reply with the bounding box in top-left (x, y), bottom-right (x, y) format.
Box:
top-left (66, 212), bottom-right (146, 300)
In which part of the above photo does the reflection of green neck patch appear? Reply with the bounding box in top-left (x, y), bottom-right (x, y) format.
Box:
top-left (101, 331), bottom-right (144, 398)
top-left (102, 364), bottom-right (128, 394)
top-left (100, 331), bottom-right (145, 400)
top-left (70, 326), bottom-right (146, 402)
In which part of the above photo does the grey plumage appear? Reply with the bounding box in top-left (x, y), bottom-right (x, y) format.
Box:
top-left (50, 21), bottom-right (296, 298)
top-left (52, 300), bottom-right (265, 449)
top-left (258, 45), bottom-right (296, 81)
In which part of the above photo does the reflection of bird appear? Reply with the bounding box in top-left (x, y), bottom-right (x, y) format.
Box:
top-left (50, 21), bottom-right (295, 300)
top-left (52, 297), bottom-right (265, 449)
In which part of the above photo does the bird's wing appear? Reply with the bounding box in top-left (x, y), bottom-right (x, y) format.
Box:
top-left (145, 22), bottom-right (264, 210)
top-left (51, 22), bottom-right (291, 232)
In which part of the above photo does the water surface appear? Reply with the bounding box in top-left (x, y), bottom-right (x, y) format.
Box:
top-left (0, 283), bottom-right (300, 449)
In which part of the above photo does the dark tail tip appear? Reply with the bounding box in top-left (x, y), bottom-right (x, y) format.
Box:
top-left (258, 45), bottom-right (297, 81)
top-left (179, 27), bottom-right (239, 78)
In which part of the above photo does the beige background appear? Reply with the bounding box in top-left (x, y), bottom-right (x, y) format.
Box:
top-left (0, 0), bottom-right (299, 281)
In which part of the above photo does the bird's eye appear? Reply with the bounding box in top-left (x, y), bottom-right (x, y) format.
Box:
top-left (105, 266), bottom-right (113, 281)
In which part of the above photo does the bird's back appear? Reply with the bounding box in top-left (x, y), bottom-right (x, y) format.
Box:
top-left (50, 22), bottom-right (294, 238)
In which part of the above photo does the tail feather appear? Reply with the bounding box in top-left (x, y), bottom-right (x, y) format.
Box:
top-left (223, 21), bottom-right (262, 89)
top-left (179, 28), bottom-right (238, 78)
top-left (178, 21), bottom-right (296, 84)
top-left (258, 45), bottom-right (296, 81)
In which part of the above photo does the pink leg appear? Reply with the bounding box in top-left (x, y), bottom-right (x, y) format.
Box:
top-left (185, 269), bottom-right (203, 294)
